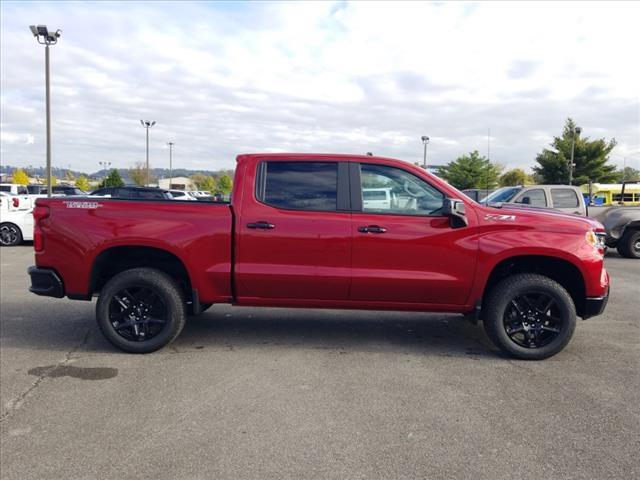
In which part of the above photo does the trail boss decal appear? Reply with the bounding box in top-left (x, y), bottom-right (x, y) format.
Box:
top-left (63, 201), bottom-right (103, 209)
top-left (484, 214), bottom-right (516, 221)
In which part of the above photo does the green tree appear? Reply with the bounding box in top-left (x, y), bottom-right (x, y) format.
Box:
top-left (12, 168), bottom-right (29, 185)
top-left (441, 151), bottom-right (502, 190)
top-left (499, 168), bottom-right (531, 186)
top-left (75, 175), bottom-right (90, 191)
top-left (129, 162), bottom-right (147, 186)
top-left (533, 118), bottom-right (618, 185)
top-left (618, 166), bottom-right (640, 182)
top-left (190, 174), bottom-right (217, 192)
top-left (51, 176), bottom-right (58, 186)
top-left (217, 175), bottom-right (233, 194)
top-left (101, 169), bottom-right (124, 187)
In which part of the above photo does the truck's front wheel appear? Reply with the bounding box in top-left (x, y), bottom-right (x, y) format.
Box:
top-left (483, 274), bottom-right (576, 360)
top-left (96, 268), bottom-right (186, 353)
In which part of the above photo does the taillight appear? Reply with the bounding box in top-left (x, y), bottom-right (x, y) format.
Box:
top-left (33, 205), bottom-right (50, 252)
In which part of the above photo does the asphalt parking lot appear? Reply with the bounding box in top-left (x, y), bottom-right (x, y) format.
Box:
top-left (0, 245), bottom-right (638, 480)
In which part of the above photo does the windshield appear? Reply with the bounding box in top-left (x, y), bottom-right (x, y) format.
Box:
top-left (484, 186), bottom-right (522, 204)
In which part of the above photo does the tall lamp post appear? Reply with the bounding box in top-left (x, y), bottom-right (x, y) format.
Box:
top-left (421, 135), bottom-right (430, 169)
top-left (29, 25), bottom-right (62, 197)
top-left (99, 161), bottom-right (111, 186)
top-left (167, 142), bottom-right (174, 189)
top-left (569, 126), bottom-right (581, 185)
top-left (140, 120), bottom-right (156, 186)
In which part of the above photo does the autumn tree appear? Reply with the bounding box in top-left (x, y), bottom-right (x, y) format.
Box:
top-left (12, 168), bottom-right (29, 185)
top-left (499, 168), bottom-right (531, 186)
top-left (129, 162), bottom-right (147, 186)
top-left (75, 176), bottom-right (90, 192)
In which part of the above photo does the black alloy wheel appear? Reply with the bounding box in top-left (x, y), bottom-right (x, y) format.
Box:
top-left (503, 292), bottom-right (563, 349)
top-left (108, 286), bottom-right (168, 342)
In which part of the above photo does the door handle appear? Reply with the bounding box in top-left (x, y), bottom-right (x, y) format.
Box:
top-left (358, 225), bottom-right (387, 234)
top-left (247, 221), bottom-right (275, 230)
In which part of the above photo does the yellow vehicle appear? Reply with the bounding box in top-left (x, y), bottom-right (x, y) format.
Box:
top-left (580, 183), bottom-right (640, 206)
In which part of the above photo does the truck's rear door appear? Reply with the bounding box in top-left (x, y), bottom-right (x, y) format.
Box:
top-left (234, 158), bottom-right (351, 303)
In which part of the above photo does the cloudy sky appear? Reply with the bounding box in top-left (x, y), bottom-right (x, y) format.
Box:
top-left (1, 1), bottom-right (639, 173)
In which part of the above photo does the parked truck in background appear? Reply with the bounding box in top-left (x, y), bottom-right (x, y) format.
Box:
top-left (28, 154), bottom-right (610, 360)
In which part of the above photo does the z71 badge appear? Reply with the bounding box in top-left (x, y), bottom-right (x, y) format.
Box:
top-left (484, 214), bottom-right (516, 221)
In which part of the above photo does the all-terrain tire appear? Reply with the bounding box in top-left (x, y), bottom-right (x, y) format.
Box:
top-left (616, 230), bottom-right (640, 259)
top-left (96, 268), bottom-right (186, 353)
top-left (483, 273), bottom-right (577, 360)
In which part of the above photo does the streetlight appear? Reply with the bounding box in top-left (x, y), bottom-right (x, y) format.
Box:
top-left (99, 161), bottom-right (111, 186)
top-left (421, 135), bottom-right (430, 169)
top-left (140, 120), bottom-right (156, 186)
top-left (167, 142), bottom-right (174, 189)
top-left (29, 24), bottom-right (62, 197)
top-left (569, 126), bottom-right (581, 185)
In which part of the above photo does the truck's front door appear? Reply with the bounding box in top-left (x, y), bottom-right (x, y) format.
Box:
top-left (235, 159), bottom-right (352, 303)
top-left (350, 163), bottom-right (477, 306)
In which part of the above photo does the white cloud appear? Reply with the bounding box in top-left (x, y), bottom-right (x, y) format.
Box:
top-left (1, 0), bottom-right (638, 173)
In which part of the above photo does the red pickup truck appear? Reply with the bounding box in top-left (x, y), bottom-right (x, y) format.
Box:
top-left (28, 153), bottom-right (610, 359)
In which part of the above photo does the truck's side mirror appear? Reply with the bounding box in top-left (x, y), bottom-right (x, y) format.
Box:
top-left (521, 196), bottom-right (531, 205)
top-left (443, 198), bottom-right (468, 228)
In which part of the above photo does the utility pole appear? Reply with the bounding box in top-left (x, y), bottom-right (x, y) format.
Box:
top-left (29, 25), bottom-right (62, 197)
top-left (167, 142), bottom-right (174, 189)
top-left (140, 120), bottom-right (156, 186)
top-left (421, 136), bottom-right (430, 169)
top-left (569, 126), bottom-right (581, 185)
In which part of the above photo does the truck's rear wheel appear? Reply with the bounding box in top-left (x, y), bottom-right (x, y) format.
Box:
top-left (617, 230), bottom-right (640, 259)
top-left (0, 223), bottom-right (22, 246)
top-left (483, 274), bottom-right (576, 360)
top-left (96, 268), bottom-right (186, 353)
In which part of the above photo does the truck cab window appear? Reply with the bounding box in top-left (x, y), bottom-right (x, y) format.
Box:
top-left (515, 189), bottom-right (547, 207)
top-left (360, 164), bottom-right (444, 215)
top-left (260, 162), bottom-right (338, 211)
top-left (551, 189), bottom-right (579, 208)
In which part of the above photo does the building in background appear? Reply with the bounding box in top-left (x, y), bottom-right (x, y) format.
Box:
top-left (158, 177), bottom-right (195, 191)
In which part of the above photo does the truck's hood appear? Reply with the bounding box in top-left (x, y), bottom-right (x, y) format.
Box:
top-left (480, 203), bottom-right (603, 231)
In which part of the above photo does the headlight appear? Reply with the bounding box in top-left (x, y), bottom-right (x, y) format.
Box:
top-left (586, 230), bottom-right (606, 253)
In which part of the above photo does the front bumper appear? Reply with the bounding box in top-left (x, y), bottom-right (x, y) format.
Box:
top-left (28, 266), bottom-right (64, 298)
top-left (582, 287), bottom-right (609, 319)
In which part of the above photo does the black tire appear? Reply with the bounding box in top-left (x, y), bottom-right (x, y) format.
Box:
top-left (0, 223), bottom-right (23, 246)
top-left (187, 303), bottom-right (213, 316)
top-left (483, 274), bottom-right (576, 360)
top-left (96, 268), bottom-right (186, 353)
top-left (616, 230), bottom-right (640, 259)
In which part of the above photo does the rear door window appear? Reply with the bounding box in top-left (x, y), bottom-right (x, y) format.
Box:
top-left (259, 162), bottom-right (338, 211)
top-left (551, 189), bottom-right (579, 208)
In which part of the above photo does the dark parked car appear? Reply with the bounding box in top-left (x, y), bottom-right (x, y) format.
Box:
top-left (90, 186), bottom-right (173, 200)
top-left (52, 186), bottom-right (87, 196)
top-left (27, 185), bottom-right (47, 195)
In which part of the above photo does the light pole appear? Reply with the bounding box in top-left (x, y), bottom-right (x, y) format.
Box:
top-left (140, 120), bottom-right (156, 186)
top-left (99, 161), bottom-right (111, 186)
top-left (569, 126), bottom-right (581, 185)
top-left (29, 25), bottom-right (62, 197)
top-left (421, 135), bottom-right (430, 169)
top-left (167, 142), bottom-right (174, 189)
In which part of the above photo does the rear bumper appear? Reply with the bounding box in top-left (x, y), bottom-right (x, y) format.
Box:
top-left (28, 266), bottom-right (64, 298)
top-left (582, 287), bottom-right (609, 319)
